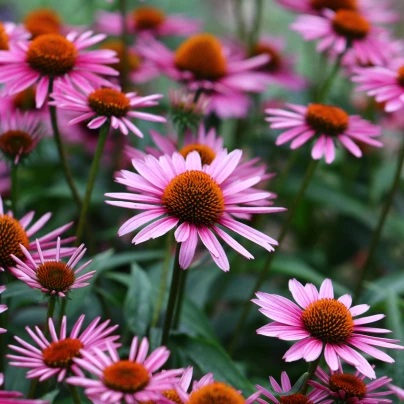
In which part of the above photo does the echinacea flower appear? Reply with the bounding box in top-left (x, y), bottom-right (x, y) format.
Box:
top-left (0, 196), bottom-right (74, 272)
top-left (291, 10), bottom-right (391, 66)
top-left (0, 110), bottom-right (47, 164)
top-left (310, 363), bottom-right (393, 404)
top-left (10, 237), bottom-right (95, 297)
top-left (23, 8), bottom-right (62, 38)
top-left (253, 278), bottom-right (404, 379)
top-left (266, 103), bottom-right (382, 163)
top-left (0, 31), bottom-right (119, 108)
top-left (0, 373), bottom-right (49, 403)
top-left (255, 371), bottom-right (327, 404)
top-left (67, 336), bottom-right (183, 403)
top-left (50, 83), bottom-right (166, 137)
top-left (107, 151), bottom-right (284, 271)
top-left (352, 59), bottom-right (404, 113)
top-left (137, 33), bottom-right (270, 118)
top-left (0, 21), bottom-right (30, 50)
top-left (8, 315), bottom-right (119, 382)
top-left (96, 6), bottom-right (201, 39)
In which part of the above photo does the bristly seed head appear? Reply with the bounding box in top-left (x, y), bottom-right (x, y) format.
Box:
top-left (133, 6), bottom-right (166, 30)
top-left (42, 338), bottom-right (83, 368)
top-left (24, 8), bottom-right (61, 38)
top-left (179, 144), bottom-right (216, 165)
top-left (332, 10), bottom-right (370, 40)
top-left (306, 104), bottom-right (349, 136)
top-left (188, 382), bottom-right (245, 404)
top-left (0, 130), bottom-right (34, 159)
top-left (329, 373), bottom-right (367, 399)
top-left (0, 23), bottom-right (9, 50)
top-left (310, 0), bottom-right (357, 11)
top-left (280, 394), bottom-right (314, 404)
top-left (36, 261), bottom-right (75, 293)
top-left (88, 88), bottom-right (130, 117)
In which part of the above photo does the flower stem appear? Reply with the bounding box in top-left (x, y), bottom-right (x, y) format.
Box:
top-left (161, 244), bottom-right (181, 346)
top-left (58, 298), bottom-right (67, 328)
top-left (300, 352), bottom-right (323, 395)
top-left (48, 80), bottom-right (82, 209)
top-left (69, 384), bottom-right (82, 404)
top-left (248, 0), bottom-right (264, 52)
top-left (173, 269), bottom-right (188, 329)
top-left (233, 0), bottom-right (246, 42)
top-left (75, 122), bottom-right (110, 245)
top-left (354, 139), bottom-right (404, 302)
top-left (11, 163), bottom-right (18, 214)
top-left (118, 0), bottom-right (130, 91)
top-left (228, 159), bottom-right (319, 354)
top-left (317, 52), bottom-right (345, 103)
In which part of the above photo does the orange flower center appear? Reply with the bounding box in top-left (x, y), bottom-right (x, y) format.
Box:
top-left (163, 170), bottom-right (225, 227)
top-left (103, 361), bottom-right (150, 393)
top-left (306, 104), bottom-right (349, 136)
top-left (26, 34), bottom-right (77, 76)
top-left (0, 130), bottom-right (34, 158)
top-left (42, 338), bottom-right (83, 368)
top-left (302, 298), bottom-right (354, 343)
top-left (24, 9), bottom-right (61, 38)
top-left (133, 6), bottom-right (166, 30)
top-left (0, 23), bottom-right (9, 50)
top-left (179, 144), bottom-right (216, 165)
top-left (0, 215), bottom-right (30, 269)
top-left (189, 382), bottom-right (245, 404)
top-left (174, 34), bottom-right (227, 80)
top-left (332, 10), bottom-right (370, 40)
top-left (12, 88), bottom-right (37, 111)
top-left (101, 40), bottom-right (141, 73)
top-left (36, 261), bottom-right (76, 293)
top-left (251, 43), bottom-right (282, 73)
top-left (280, 394), bottom-right (314, 404)
top-left (329, 373), bottom-right (367, 399)
top-left (163, 390), bottom-right (183, 404)
top-left (310, 0), bottom-right (357, 11)
top-left (88, 88), bottom-right (130, 118)
top-left (397, 66), bottom-right (404, 87)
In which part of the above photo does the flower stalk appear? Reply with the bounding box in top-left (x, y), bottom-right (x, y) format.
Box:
top-left (10, 163), bottom-right (18, 214)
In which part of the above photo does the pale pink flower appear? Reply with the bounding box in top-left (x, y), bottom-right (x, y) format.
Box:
top-left (388, 384), bottom-right (404, 401)
top-left (253, 278), bottom-right (404, 379)
top-left (8, 315), bottom-right (119, 382)
top-left (266, 103), bottom-right (382, 164)
top-left (107, 151), bottom-right (284, 272)
top-left (0, 373), bottom-right (48, 403)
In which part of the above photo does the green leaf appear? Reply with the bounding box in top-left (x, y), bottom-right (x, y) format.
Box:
top-left (363, 274), bottom-right (404, 305)
top-left (262, 372), bottom-right (309, 397)
top-left (40, 389), bottom-right (60, 403)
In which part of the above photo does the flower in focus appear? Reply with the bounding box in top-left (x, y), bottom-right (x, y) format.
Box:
top-left (23, 8), bottom-right (62, 38)
top-left (291, 10), bottom-right (391, 66)
top-left (352, 59), bottom-right (404, 113)
top-left (107, 151), bottom-right (284, 271)
top-left (0, 31), bottom-right (119, 108)
top-left (253, 278), bottom-right (404, 379)
top-left (255, 371), bottom-right (327, 404)
top-left (310, 363), bottom-right (393, 404)
top-left (266, 103), bottom-right (382, 163)
top-left (67, 336), bottom-right (182, 403)
top-left (96, 5), bottom-right (201, 39)
top-left (0, 111), bottom-right (47, 164)
top-left (8, 315), bottom-right (119, 382)
top-left (0, 196), bottom-right (74, 272)
top-left (138, 33), bottom-right (270, 118)
top-left (50, 83), bottom-right (166, 137)
top-left (10, 237), bottom-right (95, 297)
top-left (0, 373), bottom-right (49, 403)
top-left (0, 21), bottom-right (30, 50)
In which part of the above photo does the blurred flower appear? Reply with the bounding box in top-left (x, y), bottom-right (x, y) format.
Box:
top-left (0, 196), bottom-right (74, 272)
top-left (291, 10), bottom-right (391, 66)
top-left (0, 373), bottom-right (49, 403)
top-left (310, 363), bottom-right (393, 404)
top-left (107, 151), bottom-right (284, 271)
top-left (0, 161), bottom-right (10, 195)
top-left (253, 278), bottom-right (404, 379)
top-left (10, 237), bottom-right (94, 297)
top-left (50, 83), bottom-right (166, 137)
top-left (0, 21), bottom-right (30, 50)
top-left (8, 315), bottom-right (119, 382)
top-left (352, 58), bottom-right (404, 113)
top-left (0, 286), bottom-right (7, 334)
top-left (67, 336), bottom-right (182, 403)
top-left (138, 33), bottom-right (270, 118)
top-left (266, 103), bottom-right (382, 164)
top-left (388, 384), bottom-right (404, 401)
top-left (0, 111), bottom-right (47, 164)
top-left (0, 31), bottom-right (119, 108)
top-left (96, 6), bottom-right (201, 39)
top-left (255, 371), bottom-right (327, 404)
top-left (23, 8), bottom-right (62, 38)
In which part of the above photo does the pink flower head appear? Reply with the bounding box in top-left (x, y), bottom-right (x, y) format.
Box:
top-left (266, 103), bottom-right (382, 164)
top-left (291, 10), bottom-right (391, 67)
top-left (50, 82), bottom-right (166, 137)
top-left (10, 237), bottom-right (95, 297)
top-left (96, 6), bottom-right (201, 39)
top-left (253, 278), bottom-right (404, 379)
top-left (310, 363), bottom-right (393, 404)
top-left (0, 31), bottom-right (119, 108)
top-left (137, 34), bottom-right (270, 118)
top-left (107, 151), bottom-right (285, 272)
top-left (0, 21), bottom-right (30, 49)
top-left (0, 196), bottom-right (74, 272)
top-left (0, 373), bottom-right (49, 403)
top-left (255, 371), bottom-right (327, 404)
top-left (0, 110), bottom-right (47, 164)
top-left (352, 59), bottom-right (404, 113)
top-left (7, 315), bottom-right (119, 382)
top-left (67, 336), bottom-right (183, 403)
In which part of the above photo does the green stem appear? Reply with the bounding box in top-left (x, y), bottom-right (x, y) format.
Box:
top-left (317, 52), bottom-right (345, 103)
top-left (173, 269), bottom-right (188, 329)
top-left (75, 122), bottom-right (110, 245)
top-left (58, 298), bottom-right (67, 328)
top-left (11, 163), bottom-right (18, 214)
top-left (161, 244), bottom-right (181, 346)
top-left (69, 384), bottom-right (82, 404)
top-left (151, 235), bottom-right (173, 328)
top-left (233, 0), bottom-right (246, 42)
top-left (228, 159), bottom-right (319, 354)
top-left (300, 351), bottom-right (323, 395)
top-left (353, 139), bottom-right (404, 302)
top-left (118, 0), bottom-right (130, 91)
top-left (0, 292), bottom-right (5, 376)
top-left (48, 80), bottom-right (82, 209)
top-left (248, 0), bottom-right (264, 52)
